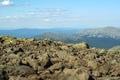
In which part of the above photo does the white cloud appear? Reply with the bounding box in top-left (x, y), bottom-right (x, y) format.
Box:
top-left (27, 12), bottom-right (36, 15)
top-left (0, 0), bottom-right (13, 6)
top-left (0, 15), bottom-right (25, 23)
top-left (43, 18), bottom-right (51, 22)
top-left (27, 8), bottom-right (68, 18)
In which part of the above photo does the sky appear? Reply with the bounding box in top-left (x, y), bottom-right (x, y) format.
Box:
top-left (0, 0), bottom-right (120, 29)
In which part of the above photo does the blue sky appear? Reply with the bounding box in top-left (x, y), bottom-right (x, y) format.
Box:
top-left (0, 0), bottom-right (120, 29)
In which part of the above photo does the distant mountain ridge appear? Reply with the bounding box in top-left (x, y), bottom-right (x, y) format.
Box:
top-left (0, 28), bottom-right (81, 38)
top-left (76, 27), bottom-right (120, 40)
top-left (0, 27), bottom-right (120, 49)
top-left (35, 32), bottom-right (78, 43)
top-left (34, 27), bottom-right (120, 49)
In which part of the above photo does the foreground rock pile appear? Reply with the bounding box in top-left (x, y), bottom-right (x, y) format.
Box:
top-left (0, 36), bottom-right (120, 80)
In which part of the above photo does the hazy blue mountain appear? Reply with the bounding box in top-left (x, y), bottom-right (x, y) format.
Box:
top-left (1, 27), bottom-right (120, 49)
top-left (74, 27), bottom-right (120, 49)
top-left (35, 32), bottom-right (80, 43)
top-left (0, 28), bottom-right (81, 38)
top-left (34, 27), bottom-right (120, 49)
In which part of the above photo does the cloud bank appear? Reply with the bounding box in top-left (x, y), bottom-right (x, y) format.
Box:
top-left (0, 0), bottom-right (13, 6)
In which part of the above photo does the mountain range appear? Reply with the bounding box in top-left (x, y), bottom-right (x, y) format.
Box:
top-left (0, 27), bottom-right (120, 49)
top-left (0, 28), bottom-right (80, 38)
top-left (34, 27), bottom-right (120, 49)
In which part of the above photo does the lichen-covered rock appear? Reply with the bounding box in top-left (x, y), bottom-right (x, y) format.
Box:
top-left (0, 36), bottom-right (16, 44)
top-left (48, 63), bottom-right (63, 72)
top-left (38, 54), bottom-right (53, 68)
top-left (21, 57), bottom-right (38, 71)
top-left (5, 66), bottom-right (36, 77)
top-left (9, 76), bottom-right (27, 80)
top-left (0, 36), bottom-right (120, 80)
top-left (73, 42), bottom-right (89, 49)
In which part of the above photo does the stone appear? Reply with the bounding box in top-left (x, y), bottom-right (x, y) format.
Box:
top-left (73, 42), bottom-right (89, 49)
top-left (38, 54), bottom-right (53, 68)
top-left (25, 57), bottom-right (38, 71)
top-left (0, 36), bottom-right (120, 80)
top-left (5, 66), bottom-right (36, 77)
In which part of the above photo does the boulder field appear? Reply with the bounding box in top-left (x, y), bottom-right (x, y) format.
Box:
top-left (0, 36), bottom-right (120, 80)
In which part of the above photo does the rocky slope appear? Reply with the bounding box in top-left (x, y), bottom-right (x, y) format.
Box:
top-left (0, 36), bottom-right (120, 80)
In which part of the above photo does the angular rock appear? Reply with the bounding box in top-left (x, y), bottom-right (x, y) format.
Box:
top-left (73, 42), bottom-right (89, 49)
top-left (5, 66), bottom-right (36, 77)
top-left (0, 36), bottom-right (120, 80)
